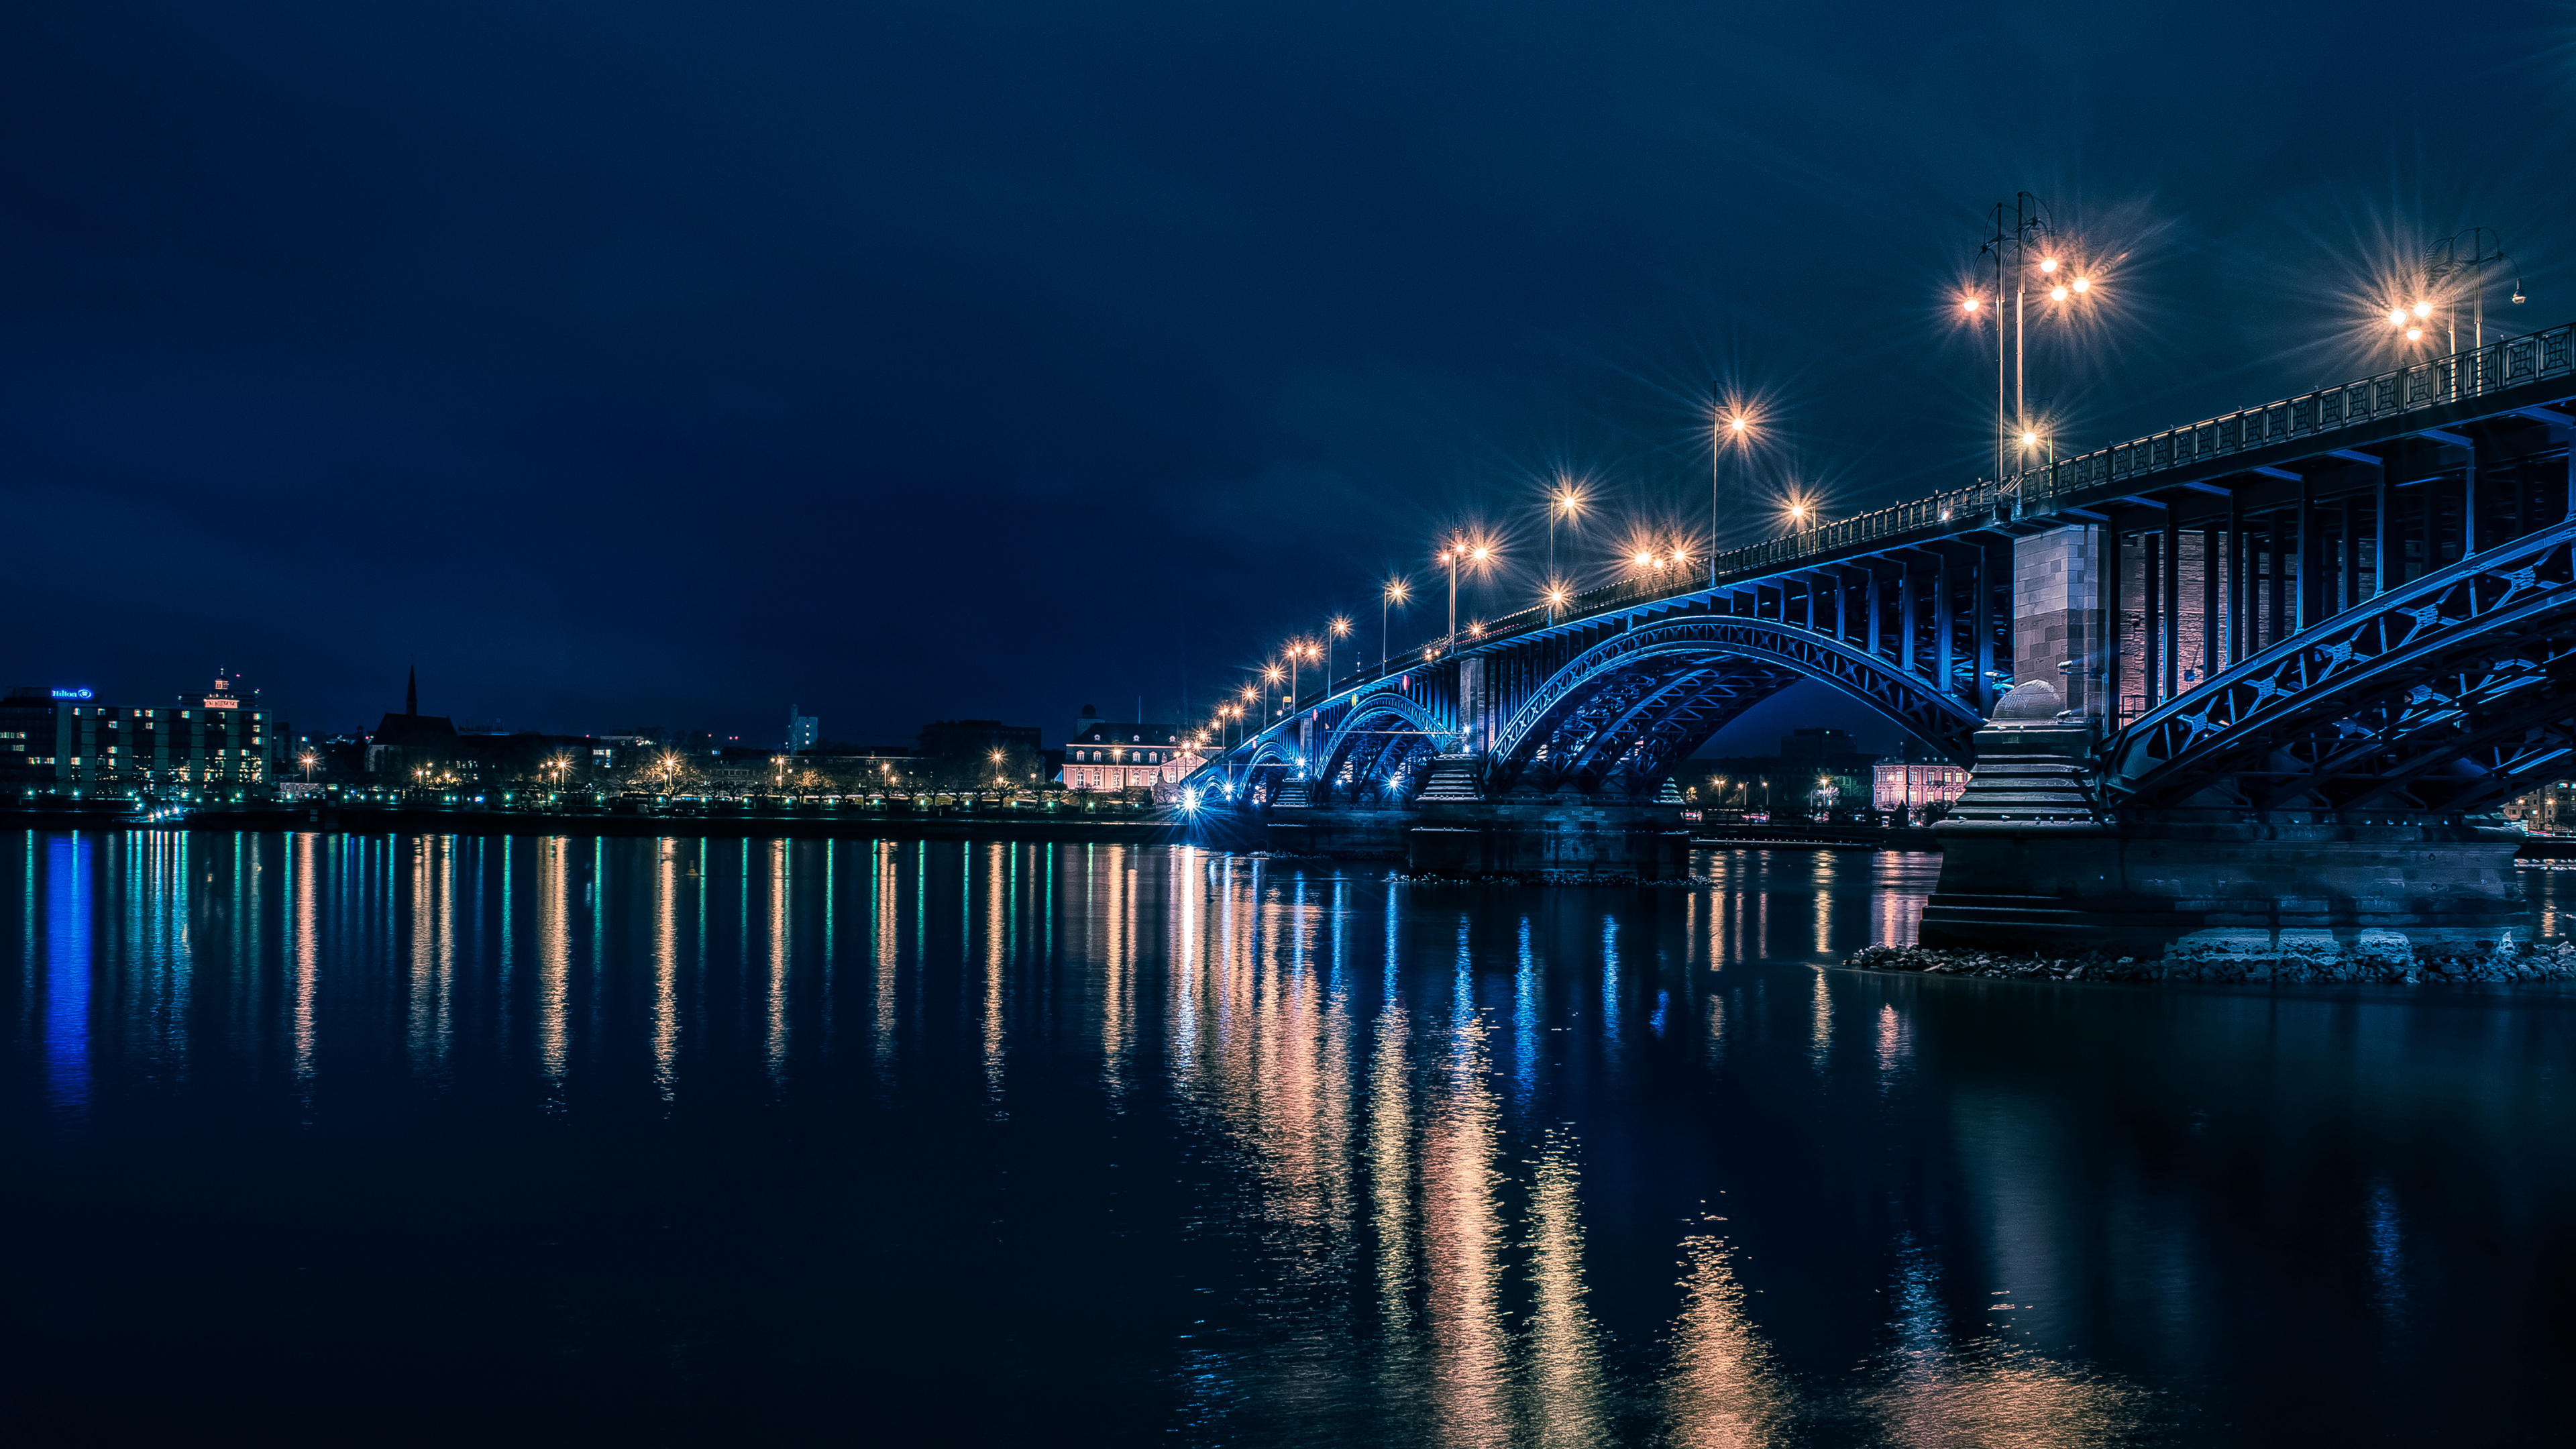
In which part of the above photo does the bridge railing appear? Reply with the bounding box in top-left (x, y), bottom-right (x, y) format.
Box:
top-left (2021, 322), bottom-right (2574, 509)
top-left (1261, 323), bottom-right (2576, 731)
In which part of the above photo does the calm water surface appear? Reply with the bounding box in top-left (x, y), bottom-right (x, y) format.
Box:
top-left (5, 830), bottom-right (2573, 1445)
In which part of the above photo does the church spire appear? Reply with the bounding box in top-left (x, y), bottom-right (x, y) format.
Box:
top-left (407, 663), bottom-right (417, 717)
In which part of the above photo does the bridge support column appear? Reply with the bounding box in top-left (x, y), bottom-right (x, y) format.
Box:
top-left (2011, 525), bottom-right (2103, 724)
top-left (1456, 656), bottom-right (1490, 756)
top-left (1920, 682), bottom-right (2526, 965)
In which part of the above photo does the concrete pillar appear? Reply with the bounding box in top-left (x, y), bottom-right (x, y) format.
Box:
top-left (1457, 656), bottom-right (1488, 755)
top-left (2011, 524), bottom-right (2101, 722)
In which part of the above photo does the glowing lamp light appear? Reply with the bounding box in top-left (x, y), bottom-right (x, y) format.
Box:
top-left (2387, 307), bottom-right (2408, 326)
top-left (2021, 430), bottom-right (2039, 447)
top-left (2412, 301), bottom-right (2431, 319)
top-left (2406, 326), bottom-right (2424, 341)
top-left (2049, 285), bottom-right (2068, 301)
top-left (2039, 257), bottom-right (2059, 274)
top-left (1961, 297), bottom-right (1980, 313)
top-left (2071, 277), bottom-right (2090, 292)
top-left (1633, 550), bottom-right (1655, 567)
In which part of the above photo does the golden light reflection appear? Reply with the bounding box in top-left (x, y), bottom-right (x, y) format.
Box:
top-left (1812, 853), bottom-right (1833, 955)
top-left (1664, 1231), bottom-right (1794, 1446)
top-left (292, 833), bottom-right (318, 1085)
top-left (539, 840), bottom-right (569, 1093)
top-left (1876, 1003), bottom-right (1912, 1091)
top-left (1100, 844), bottom-right (1132, 1104)
top-left (983, 839), bottom-right (1007, 1114)
top-left (1523, 1132), bottom-right (1608, 1440)
top-left (767, 839), bottom-right (790, 1085)
top-left (1368, 1004), bottom-right (1417, 1344)
top-left (1425, 1015), bottom-right (1507, 1442)
top-left (873, 841), bottom-right (900, 1090)
top-left (1860, 1305), bottom-right (2152, 1448)
top-left (1809, 969), bottom-right (1833, 1075)
top-left (653, 841), bottom-right (680, 1102)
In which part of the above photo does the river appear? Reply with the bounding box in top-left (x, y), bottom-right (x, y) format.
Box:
top-left (5, 830), bottom-right (2571, 1444)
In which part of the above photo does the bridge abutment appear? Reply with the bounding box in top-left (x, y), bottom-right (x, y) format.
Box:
top-left (1921, 686), bottom-right (2526, 962)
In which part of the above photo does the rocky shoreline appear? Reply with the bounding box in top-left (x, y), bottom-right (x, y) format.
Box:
top-left (1847, 938), bottom-right (2576, 985)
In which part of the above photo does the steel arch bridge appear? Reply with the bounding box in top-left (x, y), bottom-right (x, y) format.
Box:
top-left (1193, 323), bottom-right (2576, 816)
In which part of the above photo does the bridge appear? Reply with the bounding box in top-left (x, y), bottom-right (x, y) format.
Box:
top-left (1195, 323), bottom-right (2576, 959)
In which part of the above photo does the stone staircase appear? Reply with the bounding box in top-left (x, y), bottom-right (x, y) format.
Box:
top-left (1415, 754), bottom-right (1484, 804)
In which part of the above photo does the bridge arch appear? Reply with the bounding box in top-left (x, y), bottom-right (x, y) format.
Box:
top-left (2102, 521), bottom-right (2576, 812)
top-left (1313, 688), bottom-right (1453, 805)
top-left (1488, 616), bottom-right (1988, 796)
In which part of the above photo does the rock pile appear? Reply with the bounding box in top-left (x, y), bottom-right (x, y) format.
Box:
top-left (1848, 939), bottom-right (2576, 985)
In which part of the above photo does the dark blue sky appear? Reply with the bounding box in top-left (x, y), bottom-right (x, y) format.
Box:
top-left (5, 2), bottom-right (2570, 748)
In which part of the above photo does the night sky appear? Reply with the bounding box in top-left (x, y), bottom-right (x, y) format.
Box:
top-left (5, 3), bottom-right (2571, 751)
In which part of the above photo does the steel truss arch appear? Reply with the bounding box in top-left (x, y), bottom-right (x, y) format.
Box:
top-left (1315, 689), bottom-right (1452, 794)
top-left (2102, 519), bottom-right (2576, 812)
top-left (1491, 616), bottom-right (1988, 781)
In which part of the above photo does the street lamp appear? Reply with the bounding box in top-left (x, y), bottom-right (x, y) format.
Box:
top-left (1326, 615), bottom-right (1352, 693)
top-left (1381, 577), bottom-right (1411, 673)
top-left (299, 752), bottom-right (316, 784)
top-left (1712, 402), bottom-right (1754, 581)
top-left (1969, 193), bottom-right (2095, 482)
top-left (1284, 642), bottom-right (1318, 717)
top-left (1548, 479), bottom-right (1585, 582)
top-left (2392, 228), bottom-right (2525, 354)
top-left (1438, 539), bottom-right (1494, 655)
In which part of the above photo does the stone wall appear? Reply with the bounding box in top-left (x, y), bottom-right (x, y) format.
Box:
top-left (2010, 525), bottom-right (2101, 720)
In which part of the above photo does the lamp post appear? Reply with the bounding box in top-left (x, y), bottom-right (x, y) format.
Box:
top-left (1381, 578), bottom-right (1409, 674)
top-left (299, 752), bottom-right (316, 784)
top-left (2393, 227), bottom-right (2524, 354)
top-left (1711, 404), bottom-right (1750, 580)
top-left (1966, 193), bottom-right (2094, 482)
top-left (1440, 540), bottom-right (1491, 655)
top-left (1548, 480), bottom-right (1584, 582)
top-left (1326, 616), bottom-right (1351, 694)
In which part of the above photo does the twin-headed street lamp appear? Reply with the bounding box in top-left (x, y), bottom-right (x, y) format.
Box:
top-left (1437, 539), bottom-right (1494, 655)
top-left (1963, 193), bottom-right (2096, 480)
top-left (2387, 227), bottom-right (2525, 353)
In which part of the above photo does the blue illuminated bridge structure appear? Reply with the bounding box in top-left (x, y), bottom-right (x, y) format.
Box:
top-left (1195, 323), bottom-right (2576, 818)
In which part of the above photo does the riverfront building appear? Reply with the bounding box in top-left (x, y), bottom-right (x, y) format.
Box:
top-left (1061, 712), bottom-right (1202, 792)
top-left (0, 676), bottom-right (278, 790)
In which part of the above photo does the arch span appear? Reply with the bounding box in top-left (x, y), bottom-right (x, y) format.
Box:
top-left (1314, 689), bottom-right (1453, 805)
top-left (1489, 616), bottom-right (1986, 795)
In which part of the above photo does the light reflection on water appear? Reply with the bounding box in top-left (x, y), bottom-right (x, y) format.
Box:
top-left (6, 831), bottom-right (2575, 1444)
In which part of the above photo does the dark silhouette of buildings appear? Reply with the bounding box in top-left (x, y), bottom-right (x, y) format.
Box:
top-left (366, 665), bottom-right (461, 781)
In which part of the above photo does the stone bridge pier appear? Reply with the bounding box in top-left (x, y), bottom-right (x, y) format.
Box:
top-left (1917, 680), bottom-right (2525, 963)
top-left (1921, 501), bottom-right (2563, 965)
